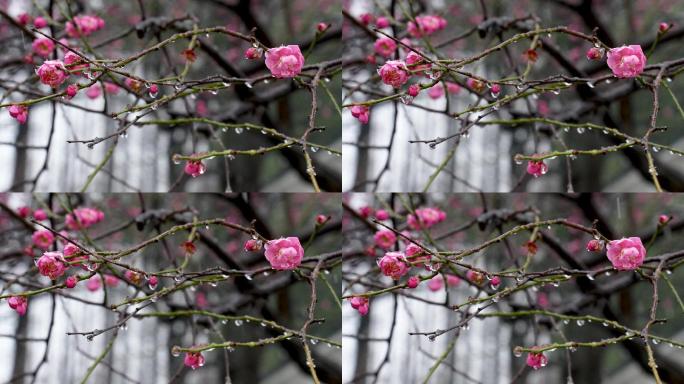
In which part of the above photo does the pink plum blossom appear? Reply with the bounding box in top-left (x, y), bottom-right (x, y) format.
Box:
top-left (375, 210), bottom-right (389, 220)
top-left (317, 23), bottom-right (330, 33)
top-left (373, 229), bottom-right (397, 250)
top-left (406, 276), bottom-right (420, 288)
top-left (104, 274), bottom-right (120, 287)
top-left (427, 84), bottom-right (444, 99)
top-left (373, 37), bottom-right (397, 58)
top-left (66, 207), bottom-right (104, 230)
top-left (184, 158), bottom-right (207, 178)
top-left (427, 275), bottom-right (444, 292)
top-left (316, 214), bottom-right (330, 225)
top-left (64, 51), bottom-right (89, 74)
top-left (104, 82), bottom-right (120, 95)
top-left (65, 84), bottom-right (78, 99)
top-left (8, 105), bottom-right (28, 124)
top-left (17, 13), bottom-right (32, 26)
top-left (586, 239), bottom-right (604, 252)
top-left (358, 206), bottom-right (374, 218)
top-left (606, 237), bottom-right (646, 270)
top-left (184, 351), bottom-right (205, 370)
top-left (32, 38), bottom-right (55, 58)
top-left (33, 17), bottom-right (47, 28)
top-left (36, 60), bottom-right (68, 88)
top-left (378, 252), bottom-right (409, 280)
top-left (37, 252), bottom-right (67, 280)
top-left (376, 17), bottom-right (390, 28)
top-left (32, 230), bottom-right (55, 250)
top-left (359, 14), bottom-right (374, 26)
top-left (537, 292), bottom-right (550, 308)
top-left (446, 274), bottom-right (461, 287)
top-left (408, 15), bottom-right (447, 37)
top-left (264, 237), bottom-right (304, 270)
top-left (65, 276), bottom-right (78, 288)
top-left (349, 296), bottom-right (369, 315)
top-left (466, 270), bottom-right (484, 285)
top-left (86, 276), bottom-right (102, 292)
top-left (359, 13), bottom-right (375, 25)
top-left (86, 84), bottom-right (102, 99)
top-left (405, 243), bottom-right (430, 265)
top-left (446, 82), bottom-right (461, 94)
top-left (125, 270), bottom-right (143, 285)
top-left (17, 206), bottom-right (32, 218)
top-left (8, 296), bottom-right (28, 315)
top-left (658, 214), bottom-right (671, 225)
top-left (407, 207), bottom-right (446, 230)
top-left (466, 78), bottom-right (485, 93)
top-left (65, 15), bottom-right (105, 38)
top-left (244, 47), bottom-right (262, 60)
top-left (350, 105), bottom-right (370, 124)
top-left (408, 84), bottom-right (420, 97)
top-left (377, 60), bottom-right (409, 88)
top-left (527, 159), bottom-right (548, 178)
top-left (526, 351), bottom-right (548, 370)
top-left (244, 239), bottom-right (262, 252)
top-left (405, 51), bottom-right (431, 73)
top-left (659, 22), bottom-right (671, 33)
top-left (33, 209), bottom-right (47, 221)
top-left (148, 276), bottom-right (159, 289)
top-left (586, 47), bottom-right (604, 61)
top-left (607, 45), bottom-right (646, 78)
top-left (265, 45), bottom-right (305, 78)
top-left (63, 243), bottom-right (87, 267)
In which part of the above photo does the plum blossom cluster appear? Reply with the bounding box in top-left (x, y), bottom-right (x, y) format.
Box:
top-left (519, 43), bottom-right (648, 179)
top-left (344, 9), bottom-right (673, 194)
top-left (65, 15), bottom-right (105, 38)
top-left (347, 12), bottom-right (505, 125)
top-left (348, 205), bottom-right (485, 316)
top-left (5, 205), bottom-right (109, 316)
top-left (6, 13), bottom-right (108, 124)
top-left (407, 207), bottom-right (447, 230)
top-left (65, 207), bottom-right (105, 230)
top-left (177, 42), bottom-right (307, 179)
top-left (347, 12), bottom-right (456, 124)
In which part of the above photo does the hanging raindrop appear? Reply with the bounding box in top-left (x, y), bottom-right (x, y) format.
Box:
top-left (513, 346), bottom-right (523, 357)
top-left (171, 346), bottom-right (181, 357)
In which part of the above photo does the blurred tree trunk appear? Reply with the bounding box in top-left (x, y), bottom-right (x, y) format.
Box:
top-left (11, 307), bottom-right (29, 384)
top-left (12, 120), bottom-right (29, 191)
top-left (353, 313), bottom-right (370, 383)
